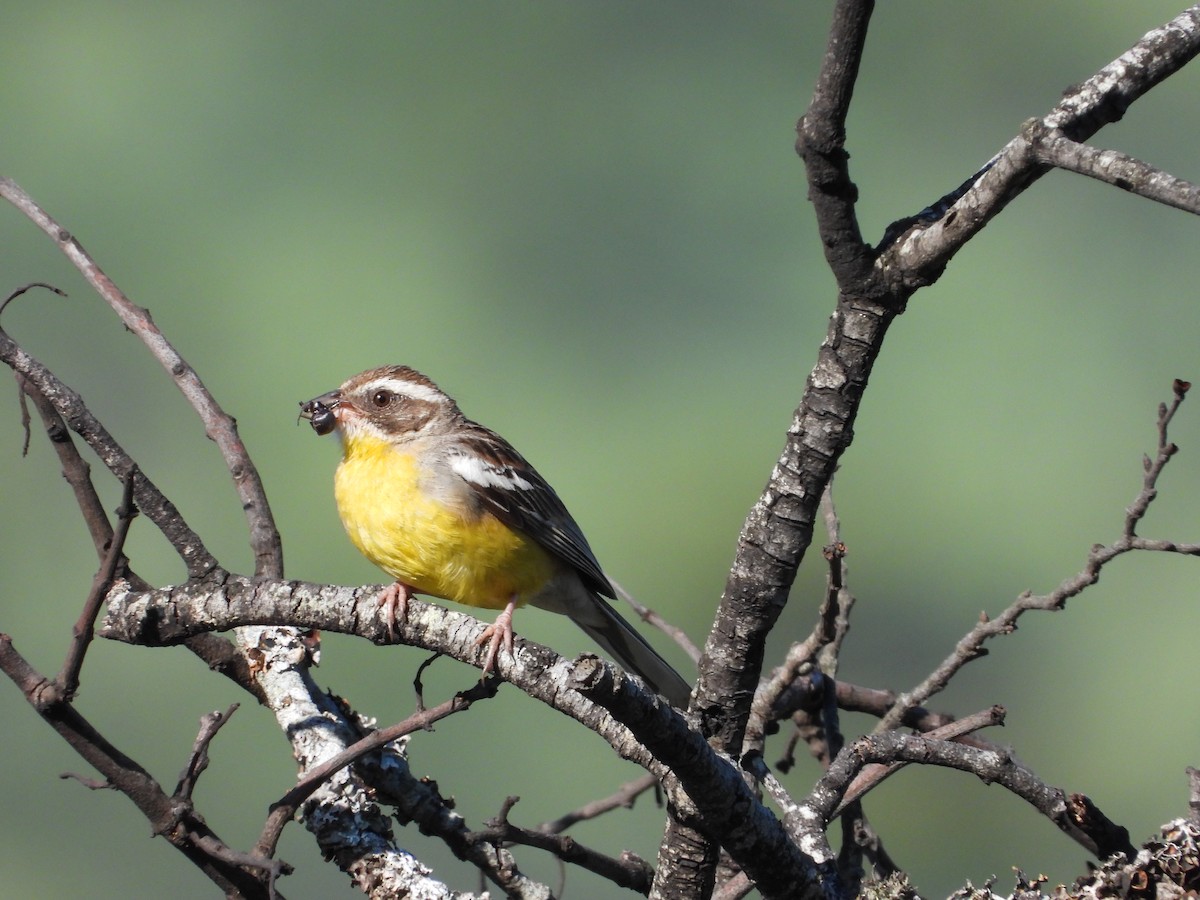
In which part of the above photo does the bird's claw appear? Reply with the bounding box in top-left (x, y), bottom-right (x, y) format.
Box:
top-left (475, 599), bottom-right (517, 677)
top-left (377, 582), bottom-right (413, 642)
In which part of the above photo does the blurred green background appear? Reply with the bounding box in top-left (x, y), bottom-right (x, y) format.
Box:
top-left (1, 3), bottom-right (1197, 897)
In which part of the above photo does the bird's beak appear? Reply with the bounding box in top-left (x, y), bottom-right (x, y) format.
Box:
top-left (299, 390), bottom-right (342, 436)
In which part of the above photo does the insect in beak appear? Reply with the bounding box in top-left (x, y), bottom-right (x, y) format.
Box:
top-left (299, 392), bottom-right (341, 436)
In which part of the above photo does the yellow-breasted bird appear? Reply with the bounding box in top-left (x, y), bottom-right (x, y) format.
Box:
top-left (299, 365), bottom-right (692, 708)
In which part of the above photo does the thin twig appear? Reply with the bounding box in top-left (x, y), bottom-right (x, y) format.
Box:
top-left (538, 772), bottom-right (659, 834)
top-left (0, 281), bottom-right (66, 318)
top-left (191, 834), bottom-right (292, 900)
top-left (0, 634), bottom-right (279, 898)
top-left (15, 372), bottom-right (123, 567)
top-left (470, 796), bottom-right (655, 894)
top-left (744, 485), bottom-right (854, 757)
top-left (0, 332), bottom-right (222, 579)
top-left (877, 382), bottom-right (1196, 732)
top-left (2, 283), bottom-right (67, 460)
top-left (175, 704), bottom-right (240, 801)
top-left (1030, 126), bottom-right (1200, 215)
top-left (56, 471), bottom-right (138, 699)
top-left (59, 772), bottom-right (114, 790)
top-left (254, 678), bottom-right (498, 860)
top-left (413, 650), bottom-right (443, 712)
top-left (0, 178), bottom-right (283, 578)
top-left (610, 578), bottom-right (700, 663)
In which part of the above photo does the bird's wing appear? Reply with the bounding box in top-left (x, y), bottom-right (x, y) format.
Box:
top-left (444, 425), bottom-right (615, 598)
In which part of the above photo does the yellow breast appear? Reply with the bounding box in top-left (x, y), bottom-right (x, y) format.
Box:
top-left (333, 433), bottom-right (555, 610)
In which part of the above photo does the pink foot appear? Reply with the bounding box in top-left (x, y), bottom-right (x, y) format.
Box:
top-left (377, 582), bottom-right (413, 642)
top-left (475, 597), bottom-right (517, 677)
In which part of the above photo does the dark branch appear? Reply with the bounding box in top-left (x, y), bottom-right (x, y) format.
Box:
top-left (883, 6), bottom-right (1200, 289)
top-left (539, 773), bottom-right (659, 834)
top-left (0, 177), bottom-right (283, 579)
top-left (804, 731), bottom-right (1124, 861)
top-left (0, 328), bottom-right (222, 580)
top-left (254, 680), bottom-right (494, 860)
top-left (796, 0), bottom-right (876, 285)
top-left (0, 634), bottom-right (278, 898)
top-left (877, 383), bottom-right (1196, 731)
top-left (175, 704), bottom-right (240, 802)
top-left (55, 470), bottom-right (138, 699)
top-left (469, 796), bottom-right (655, 894)
top-left (574, 657), bottom-right (842, 900)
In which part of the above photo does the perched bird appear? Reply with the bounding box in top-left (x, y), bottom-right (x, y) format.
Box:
top-left (299, 365), bottom-right (692, 708)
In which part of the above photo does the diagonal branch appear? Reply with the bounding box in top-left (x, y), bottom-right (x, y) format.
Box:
top-left (253, 679), bottom-right (495, 861)
top-left (470, 796), bottom-right (655, 894)
top-left (885, 5), bottom-right (1200, 289)
top-left (55, 470), bottom-right (138, 699)
top-left (1028, 125), bottom-right (1200, 215)
top-left (539, 773), bottom-right (660, 834)
top-left (877, 381), bottom-right (1196, 732)
top-left (101, 576), bottom-right (830, 896)
top-left (803, 731), bottom-right (1130, 862)
top-left (679, 7), bottom-right (1200, 893)
top-left (0, 209), bottom-right (423, 894)
top-left (0, 633), bottom-right (278, 899)
top-left (0, 177), bottom-right (283, 579)
top-left (16, 369), bottom-right (132, 572)
top-left (11, 325), bottom-right (263, 698)
top-left (0, 326), bottom-right (222, 580)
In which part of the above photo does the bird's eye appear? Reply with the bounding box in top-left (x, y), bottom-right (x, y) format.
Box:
top-left (371, 389), bottom-right (393, 408)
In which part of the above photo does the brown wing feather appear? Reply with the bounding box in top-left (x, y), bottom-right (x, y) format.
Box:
top-left (446, 425), bottom-right (615, 598)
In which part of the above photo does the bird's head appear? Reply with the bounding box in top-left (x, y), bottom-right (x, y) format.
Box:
top-left (299, 365), bottom-right (462, 445)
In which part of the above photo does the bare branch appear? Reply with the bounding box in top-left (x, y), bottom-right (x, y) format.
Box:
top-left (15, 372), bottom-right (124, 567)
top-left (886, 6), bottom-right (1200, 288)
top-left (55, 470), bottom-right (138, 699)
top-left (574, 657), bottom-right (842, 900)
top-left (832, 706), bottom-right (1006, 818)
top-left (539, 773), bottom-right (659, 834)
top-left (175, 704), bottom-right (240, 801)
top-left (189, 834), bottom-right (291, 899)
top-left (745, 530), bottom-right (852, 757)
top-left (796, 0), bottom-right (876, 285)
top-left (103, 575), bottom-right (833, 896)
top-left (231, 623), bottom-right (476, 899)
top-left (0, 633), bottom-right (278, 898)
top-left (1029, 125), bottom-right (1200, 215)
top-left (877, 383), bottom-right (1196, 731)
top-left (355, 744), bottom-right (553, 900)
top-left (0, 330), bottom-right (222, 579)
top-left (0, 177), bottom-right (283, 578)
top-left (804, 732), bottom-right (1107, 860)
top-left (183, 632), bottom-right (269, 702)
top-left (469, 796), bottom-right (655, 894)
top-left (103, 576), bottom-right (687, 764)
top-left (611, 578), bottom-right (701, 664)
top-left (254, 680), bottom-right (494, 860)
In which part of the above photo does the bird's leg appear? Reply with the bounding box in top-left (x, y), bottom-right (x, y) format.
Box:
top-left (476, 596), bottom-right (518, 677)
top-left (377, 581), bottom-right (413, 642)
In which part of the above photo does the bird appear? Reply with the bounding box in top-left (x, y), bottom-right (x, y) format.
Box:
top-left (299, 364), bottom-right (692, 708)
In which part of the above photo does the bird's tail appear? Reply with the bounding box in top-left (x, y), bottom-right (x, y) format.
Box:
top-left (572, 596), bottom-right (693, 709)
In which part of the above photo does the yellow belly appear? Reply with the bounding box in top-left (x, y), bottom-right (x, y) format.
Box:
top-left (333, 435), bottom-right (555, 610)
